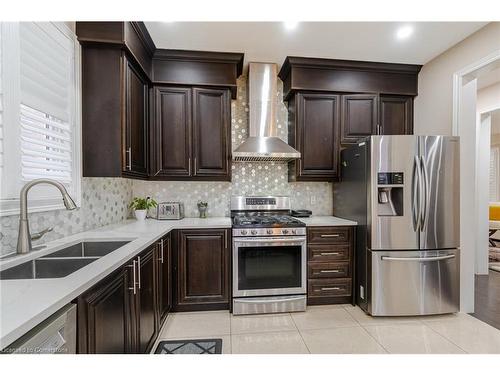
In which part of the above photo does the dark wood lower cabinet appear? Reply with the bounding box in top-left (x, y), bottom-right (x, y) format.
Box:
top-left (157, 234), bottom-right (172, 324)
top-left (77, 228), bottom-right (227, 353)
top-left (77, 267), bottom-right (133, 354)
top-left (174, 229), bottom-right (230, 312)
top-left (135, 246), bottom-right (157, 353)
top-left (76, 224), bottom-right (360, 353)
top-left (306, 226), bottom-right (355, 306)
top-left (77, 243), bottom-right (159, 354)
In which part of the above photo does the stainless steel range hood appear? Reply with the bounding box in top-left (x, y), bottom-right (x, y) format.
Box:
top-left (232, 63), bottom-right (301, 162)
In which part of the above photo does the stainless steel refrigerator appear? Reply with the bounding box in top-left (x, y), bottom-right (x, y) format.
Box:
top-left (334, 135), bottom-right (460, 316)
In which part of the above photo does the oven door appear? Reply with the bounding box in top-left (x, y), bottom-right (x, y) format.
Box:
top-left (233, 236), bottom-right (307, 297)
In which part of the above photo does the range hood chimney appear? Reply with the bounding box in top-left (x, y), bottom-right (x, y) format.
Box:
top-left (232, 62), bottom-right (301, 162)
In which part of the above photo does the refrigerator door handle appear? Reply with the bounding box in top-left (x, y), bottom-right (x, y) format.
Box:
top-left (420, 155), bottom-right (430, 231)
top-left (412, 155), bottom-right (421, 231)
top-left (381, 254), bottom-right (455, 262)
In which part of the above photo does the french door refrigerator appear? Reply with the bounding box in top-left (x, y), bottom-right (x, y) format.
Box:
top-left (334, 135), bottom-right (460, 316)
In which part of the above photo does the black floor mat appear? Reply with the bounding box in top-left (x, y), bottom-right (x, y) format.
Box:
top-left (155, 339), bottom-right (222, 354)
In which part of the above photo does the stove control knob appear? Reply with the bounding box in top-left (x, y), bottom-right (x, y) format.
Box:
top-left (267, 229), bottom-right (273, 235)
top-left (291, 229), bottom-right (297, 234)
top-left (251, 230), bottom-right (258, 235)
top-left (282, 229), bottom-right (289, 234)
top-left (241, 230), bottom-right (248, 235)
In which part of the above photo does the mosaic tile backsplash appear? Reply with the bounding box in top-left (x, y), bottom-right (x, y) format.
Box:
top-left (0, 178), bottom-right (132, 256)
top-left (0, 76), bottom-right (333, 255)
top-left (133, 76), bottom-right (333, 218)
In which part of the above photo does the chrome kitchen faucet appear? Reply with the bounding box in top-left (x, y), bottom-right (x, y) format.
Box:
top-left (16, 179), bottom-right (77, 255)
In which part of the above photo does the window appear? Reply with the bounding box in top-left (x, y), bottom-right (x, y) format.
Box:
top-left (490, 146), bottom-right (499, 202)
top-left (0, 22), bottom-right (81, 216)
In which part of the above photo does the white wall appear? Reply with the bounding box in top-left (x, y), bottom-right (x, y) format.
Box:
top-left (415, 23), bottom-right (500, 135)
top-left (477, 82), bottom-right (500, 114)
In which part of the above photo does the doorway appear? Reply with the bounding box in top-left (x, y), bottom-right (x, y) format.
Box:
top-left (453, 50), bottom-right (500, 314)
top-left (454, 52), bottom-right (500, 328)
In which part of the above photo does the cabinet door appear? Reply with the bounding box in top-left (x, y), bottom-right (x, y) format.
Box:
top-left (135, 246), bottom-right (158, 353)
top-left (123, 57), bottom-right (148, 177)
top-left (77, 267), bottom-right (133, 354)
top-left (153, 87), bottom-right (192, 177)
top-left (192, 88), bottom-right (231, 180)
top-left (379, 95), bottom-right (413, 135)
top-left (294, 93), bottom-right (340, 180)
top-left (175, 229), bottom-right (230, 311)
top-left (341, 94), bottom-right (378, 144)
top-left (157, 234), bottom-right (172, 324)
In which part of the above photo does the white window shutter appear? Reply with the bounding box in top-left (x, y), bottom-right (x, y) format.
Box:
top-left (19, 22), bottom-right (72, 122)
top-left (0, 22), bottom-right (81, 216)
top-left (18, 23), bottom-right (75, 187)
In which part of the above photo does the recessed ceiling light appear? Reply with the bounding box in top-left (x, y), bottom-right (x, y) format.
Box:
top-left (396, 25), bottom-right (414, 40)
top-left (283, 21), bottom-right (299, 31)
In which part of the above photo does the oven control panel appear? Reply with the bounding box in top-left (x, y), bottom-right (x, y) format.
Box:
top-left (246, 197), bottom-right (276, 206)
top-left (232, 227), bottom-right (307, 237)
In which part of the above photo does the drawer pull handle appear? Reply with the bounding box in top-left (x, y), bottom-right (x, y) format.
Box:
top-left (321, 287), bottom-right (341, 291)
top-left (320, 252), bottom-right (339, 256)
top-left (320, 234), bottom-right (340, 238)
top-left (320, 270), bottom-right (340, 273)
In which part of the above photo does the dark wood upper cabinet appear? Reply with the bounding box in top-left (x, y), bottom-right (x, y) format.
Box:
top-left (174, 229), bottom-right (230, 312)
top-left (80, 46), bottom-right (149, 179)
top-left (289, 93), bottom-right (340, 181)
top-left (192, 87), bottom-right (231, 178)
top-left (341, 94), bottom-right (379, 145)
top-left (77, 267), bottom-right (133, 354)
top-left (278, 57), bottom-right (422, 100)
top-left (77, 22), bottom-right (154, 79)
top-left (151, 86), bottom-right (232, 181)
top-left (379, 95), bottom-right (413, 135)
top-left (280, 57), bottom-right (419, 180)
top-left (77, 22), bottom-right (243, 181)
top-left (153, 87), bottom-right (192, 177)
top-left (152, 50), bottom-right (243, 99)
top-left (123, 59), bottom-right (149, 177)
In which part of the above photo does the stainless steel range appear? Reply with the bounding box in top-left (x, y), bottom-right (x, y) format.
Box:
top-left (231, 196), bottom-right (307, 315)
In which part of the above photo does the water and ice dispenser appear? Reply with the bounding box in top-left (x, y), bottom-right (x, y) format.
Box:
top-left (377, 172), bottom-right (404, 216)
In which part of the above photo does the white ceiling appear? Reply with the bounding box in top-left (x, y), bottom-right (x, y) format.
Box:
top-left (145, 22), bottom-right (487, 69)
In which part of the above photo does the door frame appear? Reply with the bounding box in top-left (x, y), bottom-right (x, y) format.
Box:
top-left (452, 49), bottom-right (500, 313)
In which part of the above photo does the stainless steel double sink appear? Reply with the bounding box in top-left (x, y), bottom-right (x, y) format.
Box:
top-left (0, 241), bottom-right (131, 280)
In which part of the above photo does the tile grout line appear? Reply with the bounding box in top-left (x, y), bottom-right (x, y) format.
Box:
top-left (289, 312), bottom-right (312, 354)
top-left (342, 305), bottom-right (390, 354)
top-left (421, 319), bottom-right (470, 354)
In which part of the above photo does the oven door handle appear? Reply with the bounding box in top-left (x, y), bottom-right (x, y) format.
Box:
top-left (233, 237), bottom-right (306, 244)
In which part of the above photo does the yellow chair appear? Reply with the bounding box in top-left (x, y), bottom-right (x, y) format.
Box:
top-left (489, 203), bottom-right (500, 247)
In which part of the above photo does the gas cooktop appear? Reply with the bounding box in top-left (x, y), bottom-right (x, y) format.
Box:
top-left (232, 213), bottom-right (306, 228)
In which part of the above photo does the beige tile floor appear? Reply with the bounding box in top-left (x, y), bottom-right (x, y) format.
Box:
top-left (153, 304), bottom-right (500, 354)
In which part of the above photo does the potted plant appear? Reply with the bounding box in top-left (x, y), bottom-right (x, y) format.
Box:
top-left (129, 197), bottom-right (157, 221)
top-left (197, 200), bottom-right (208, 218)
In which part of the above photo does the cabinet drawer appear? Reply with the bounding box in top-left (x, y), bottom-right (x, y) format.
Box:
top-left (307, 227), bottom-right (351, 244)
top-left (308, 262), bottom-right (350, 279)
top-left (308, 278), bottom-right (352, 297)
top-left (308, 244), bottom-right (350, 262)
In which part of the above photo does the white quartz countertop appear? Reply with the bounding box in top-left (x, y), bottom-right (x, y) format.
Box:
top-left (298, 216), bottom-right (357, 226)
top-left (0, 217), bottom-right (231, 349)
top-left (0, 215), bottom-right (355, 348)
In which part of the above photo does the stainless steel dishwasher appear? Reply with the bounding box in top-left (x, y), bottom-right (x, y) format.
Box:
top-left (3, 304), bottom-right (77, 354)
